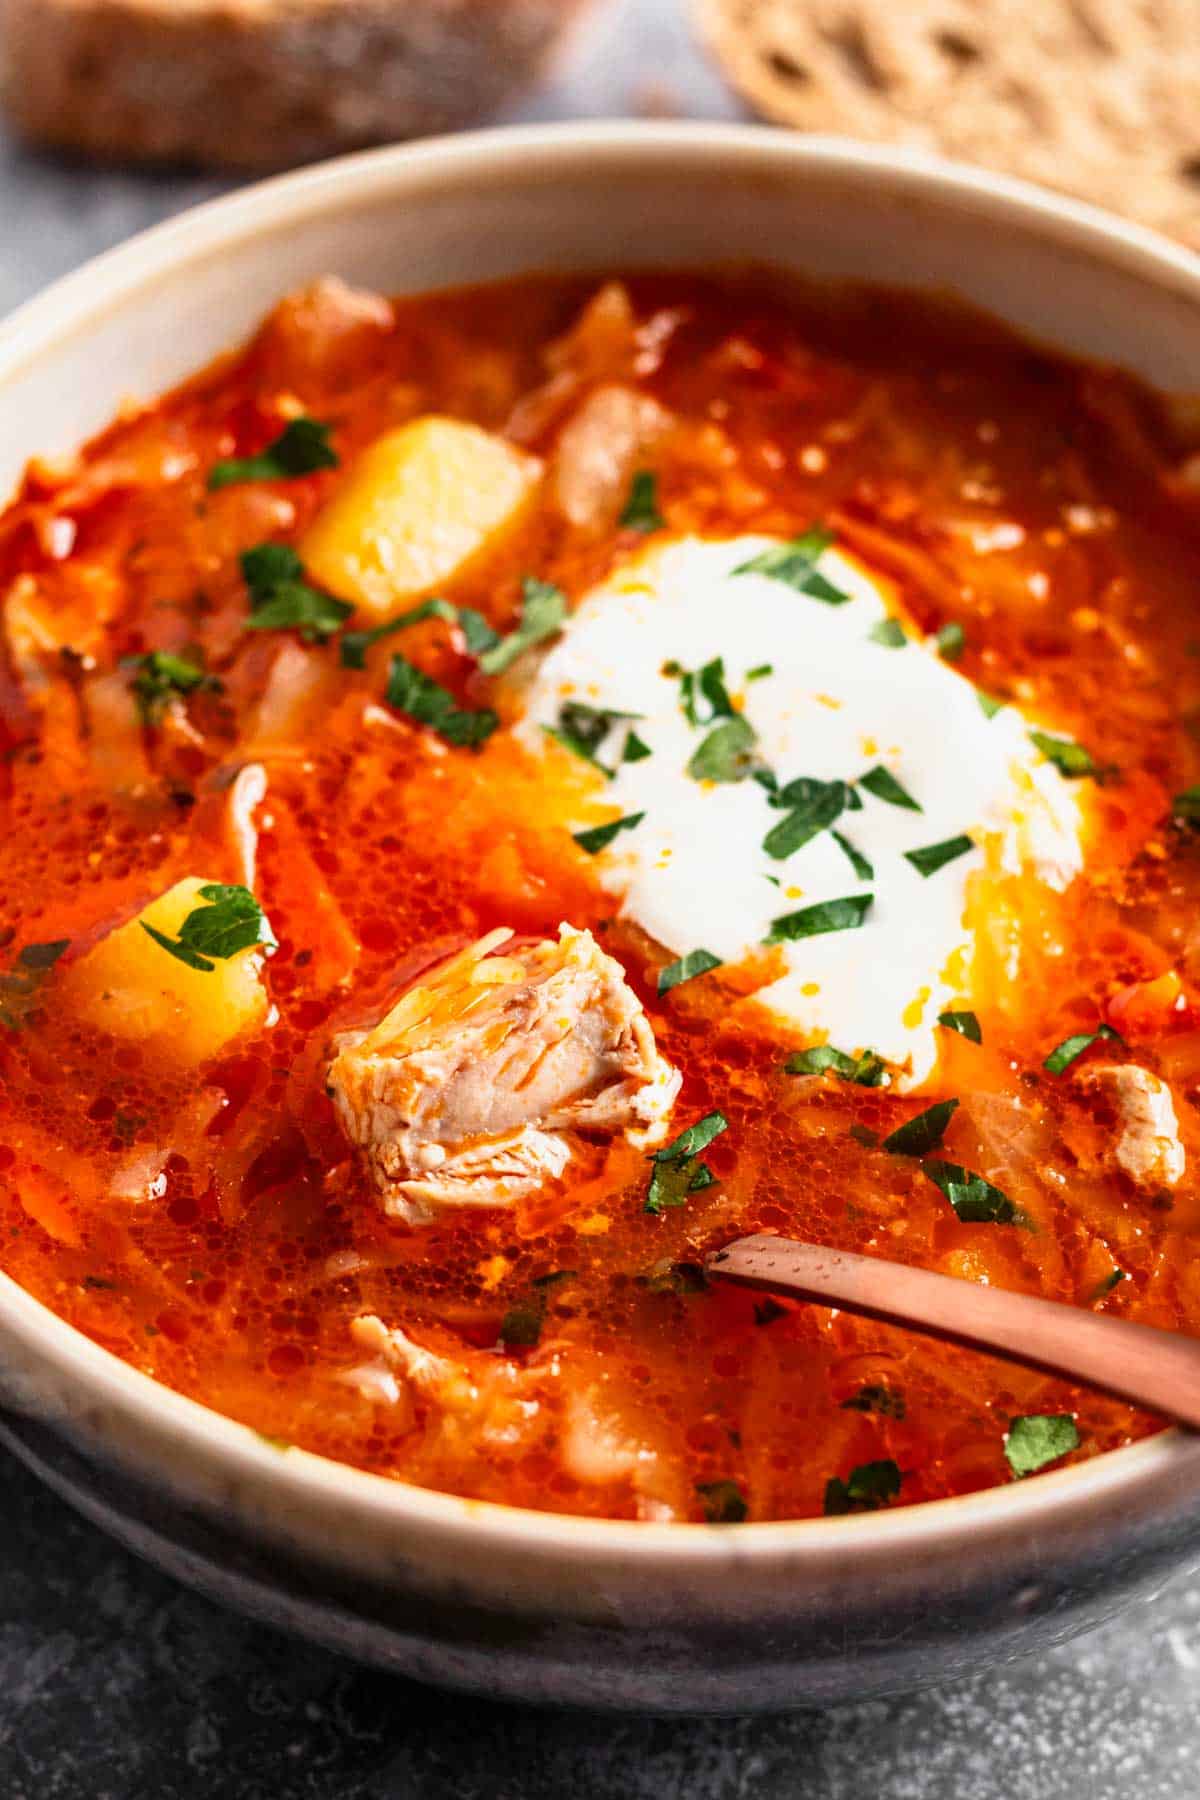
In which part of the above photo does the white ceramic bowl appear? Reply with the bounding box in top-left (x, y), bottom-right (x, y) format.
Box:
top-left (2, 124), bottom-right (1200, 1713)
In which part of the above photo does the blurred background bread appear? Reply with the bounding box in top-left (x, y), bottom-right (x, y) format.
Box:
top-left (699, 0), bottom-right (1200, 248)
top-left (0, 0), bottom-right (594, 169)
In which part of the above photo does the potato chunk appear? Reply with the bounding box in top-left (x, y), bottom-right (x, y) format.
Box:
top-left (327, 924), bottom-right (681, 1224)
top-left (67, 877), bottom-right (271, 1065)
top-left (300, 417), bottom-right (542, 623)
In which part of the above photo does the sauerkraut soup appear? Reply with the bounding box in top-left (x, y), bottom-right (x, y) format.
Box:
top-left (2, 270), bottom-right (1199, 1523)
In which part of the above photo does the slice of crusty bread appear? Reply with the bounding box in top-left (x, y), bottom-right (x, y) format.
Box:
top-left (0, 0), bottom-right (592, 169)
top-left (699, 0), bottom-right (1200, 249)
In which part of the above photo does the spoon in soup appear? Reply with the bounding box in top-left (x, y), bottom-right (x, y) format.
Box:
top-left (707, 1234), bottom-right (1200, 1430)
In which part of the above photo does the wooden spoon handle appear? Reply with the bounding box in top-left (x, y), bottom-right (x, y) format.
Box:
top-left (708, 1234), bottom-right (1200, 1430)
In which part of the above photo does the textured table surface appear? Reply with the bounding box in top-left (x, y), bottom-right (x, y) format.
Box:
top-left (1, 2), bottom-right (1199, 1794)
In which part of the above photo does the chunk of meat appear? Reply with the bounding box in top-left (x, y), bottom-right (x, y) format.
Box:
top-left (347, 1313), bottom-right (533, 1447)
top-left (327, 924), bottom-right (681, 1224)
top-left (1081, 1063), bottom-right (1185, 1190)
top-left (552, 385), bottom-right (674, 531)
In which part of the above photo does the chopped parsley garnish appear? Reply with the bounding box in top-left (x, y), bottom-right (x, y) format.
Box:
top-left (455, 607), bottom-right (502, 657)
top-left (241, 543), bottom-right (352, 643)
top-left (831, 830), bottom-right (873, 881)
top-left (762, 777), bottom-right (852, 860)
top-left (1172, 785), bottom-right (1200, 822)
top-left (645, 1110), bottom-right (727, 1214)
top-left (385, 654), bottom-right (498, 748)
top-left (842, 1384), bottom-right (906, 1419)
top-left (765, 893), bottom-right (873, 944)
top-left (477, 577), bottom-right (566, 676)
top-left (903, 833), bottom-right (975, 878)
top-left (688, 713), bottom-right (758, 783)
top-left (922, 1159), bottom-right (1024, 1224)
top-left (658, 948), bottom-right (722, 994)
top-left (127, 650), bottom-right (215, 724)
top-left (734, 527), bottom-right (850, 604)
top-left (141, 883), bottom-right (275, 974)
top-left (859, 765), bottom-right (922, 812)
top-left (572, 811), bottom-right (645, 855)
top-left (696, 1479), bottom-right (748, 1523)
top-left (208, 417), bottom-right (337, 490)
top-left (882, 1098), bottom-right (958, 1156)
top-left (823, 1459), bottom-right (903, 1516)
top-left (745, 663), bottom-right (774, 682)
top-left (784, 1044), bottom-right (886, 1086)
top-left (1043, 1023), bottom-right (1121, 1075)
top-left (935, 621), bottom-right (965, 661)
top-left (938, 1009), bottom-right (982, 1043)
top-left (1004, 1413), bottom-right (1079, 1478)
top-left (670, 654), bottom-right (736, 727)
top-left (1093, 1268), bottom-right (1127, 1299)
top-left (977, 691), bottom-right (1005, 720)
top-left (1028, 729), bottom-right (1098, 779)
top-left (544, 700), bottom-right (642, 774)
top-left (869, 618), bottom-right (907, 649)
top-left (339, 597), bottom-right (457, 669)
top-left (619, 469), bottom-right (665, 532)
top-left (499, 1270), bottom-right (577, 1348)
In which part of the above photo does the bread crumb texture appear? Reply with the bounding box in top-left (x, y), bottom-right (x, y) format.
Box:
top-left (700, 0), bottom-right (1200, 247)
top-left (0, 0), bottom-right (592, 168)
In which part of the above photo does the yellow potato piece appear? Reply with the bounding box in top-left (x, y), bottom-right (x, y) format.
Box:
top-left (67, 877), bottom-right (271, 1066)
top-left (301, 416), bottom-right (542, 623)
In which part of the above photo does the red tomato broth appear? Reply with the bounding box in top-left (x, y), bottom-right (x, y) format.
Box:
top-left (1, 269), bottom-right (1199, 1521)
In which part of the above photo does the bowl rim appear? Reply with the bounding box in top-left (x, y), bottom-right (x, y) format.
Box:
top-left (3, 119), bottom-right (1200, 1564)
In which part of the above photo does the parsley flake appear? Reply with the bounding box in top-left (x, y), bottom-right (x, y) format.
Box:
top-left (645, 1110), bottom-right (727, 1214)
top-left (922, 1159), bottom-right (1024, 1224)
top-left (1004, 1413), bottom-right (1079, 1478)
top-left (1172, 786), bottom-right (1200, 822)
top-left (619, 469), bottom-right (665, 532)
top-left (1028, 730), bottom-right (1098, 779)
top-left (766, 894), bottom-right (873, 944)
top-left (762, 777), bottom-right (852, 860)
top-left (0, 939), bottom-right (70, 1031)
top-left (904, 833), bottom-right (975, 878)
top-left (208, 417), bottom-right (337, 490)
top-left (824, 1459), bottom-right (903, 1516)
top-left (572, 812), bottom-right (645, 855)
top-left (977, 691), bottom-right (1005, 720)
top-left (339, 597), bottom-right (457, 670)
top-left (385, 654), bottom-right (498, 748)
top-left (688, 713), bottom-right (758, 783)
top-left (543, 701), bottom-right (642, 774)
top-left (935, 621), bottom-right (965, 661)
top-left (734, 528), bottom-right (850, 604)
top-left (869, 618), bottom-right (907, 649)
top-left (241, 543), bottom-right (352, 643)
top-left (746, 663), bottom-right (774, 682)
top-left (1043, 1023), bottom-right (1121, 1074)
top-left (938, 1009), bottom-right (982, 1043)
top-left (696, 1479), bottom-right (748, 1523)
top-left (831, 830), bottom-right (873, 881)
top-left (478, 577), bottom-right (566, 676)
top-left (127, 650), bottom-right (215, 724)
top-left (882, 1098), bottom-right (958, 1156)
top-left (859, 765), bottom-right (922, 812)
top-left (784, 1045), bottom-right (886, 1086)
top-left (141, 883), bottom-right (275, 974)
top-left (658, 949), bottom-right (722, 994)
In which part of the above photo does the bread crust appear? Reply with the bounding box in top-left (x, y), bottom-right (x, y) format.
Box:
top-left (1, 0), bottom-right (592, 169)
top-left (700, 0), bottom-right (1200, 249)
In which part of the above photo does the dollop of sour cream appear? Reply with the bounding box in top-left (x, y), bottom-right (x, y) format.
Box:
top-left (519, 534), bottom-right (1085, 1086)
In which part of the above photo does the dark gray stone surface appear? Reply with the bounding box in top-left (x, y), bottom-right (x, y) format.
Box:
top-left (1, 2), bottom-right (1199, 1792)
